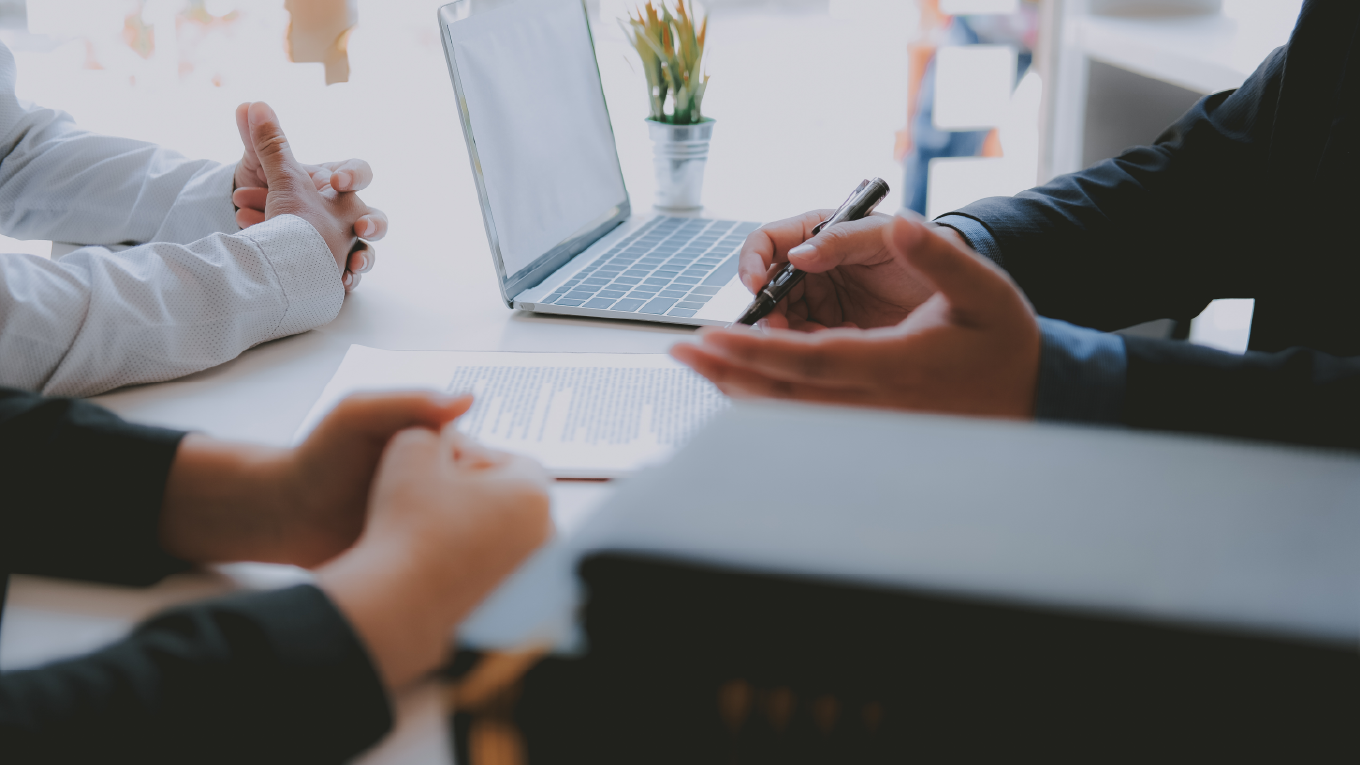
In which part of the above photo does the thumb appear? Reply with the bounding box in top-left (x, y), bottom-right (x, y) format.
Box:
top-left (248, 102), bottom-right (307, 193)
top-left (316, 392), bottom-right (475, 446)
top-left (886, 210), bottom-right (1025, 325)
top-left (235, 103), bottom-right (260, 174)
top-left (786, 215), bottom-right (890, 272)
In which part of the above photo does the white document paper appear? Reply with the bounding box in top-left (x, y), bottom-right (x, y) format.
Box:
top-left (296, 346), bottom-right (728, 478)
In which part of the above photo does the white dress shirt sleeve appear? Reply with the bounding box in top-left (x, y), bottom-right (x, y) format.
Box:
top-left (0, 40), bottom-right (348, 397)
top-left (0, 42), bottom-right (240, 246)
top-left (0, 215), bottom-right (344, 397)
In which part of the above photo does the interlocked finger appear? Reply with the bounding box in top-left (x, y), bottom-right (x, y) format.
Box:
top-left (348, 241), bottom-right (376, 274)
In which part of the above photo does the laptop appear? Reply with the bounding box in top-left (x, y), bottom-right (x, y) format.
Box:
top-left (438, 0), bottom-right (761, 326)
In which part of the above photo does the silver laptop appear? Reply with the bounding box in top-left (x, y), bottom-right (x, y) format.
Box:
top-left (438, 0), bottom-right (760, 326)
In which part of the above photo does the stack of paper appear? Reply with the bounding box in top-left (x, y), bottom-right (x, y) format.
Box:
top-left (296, 345), bottom-right (728, 478)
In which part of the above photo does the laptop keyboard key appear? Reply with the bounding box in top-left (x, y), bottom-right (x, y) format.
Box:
top-left (702, 255), bottom-right (739, 286)
top-left (640, 298), bottom-right (677, 314)
top-left (541, 219), bottom-right (757, 316)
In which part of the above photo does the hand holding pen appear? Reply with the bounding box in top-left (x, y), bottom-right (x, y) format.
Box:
top-left (725, 187), bottom-right (943, 333)
top-left (735, 178), bottom-right (891, 326)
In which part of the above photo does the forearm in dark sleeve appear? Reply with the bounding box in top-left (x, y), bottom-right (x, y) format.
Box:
top-left (1122, 337), bottom-right (1360, 450)
top-left (939, 48), bottom-right (1286, 332)
top-left (0, 584), bottom-right (393, 765)
top-left (0, 388), bottom-right (189, 585)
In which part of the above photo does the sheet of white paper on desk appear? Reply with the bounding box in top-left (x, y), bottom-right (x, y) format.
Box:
top-left (457, 401), bottom-right (1360, 650)
top-left (295, 345), bottom-right (728, 478)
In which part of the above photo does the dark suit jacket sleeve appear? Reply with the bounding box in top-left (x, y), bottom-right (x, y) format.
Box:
top-left (1121, 338), bottom-right (1360, 450)
top-left (938, 3), bottom-right (1360, 450)
top-left (0, 388), bottom-right (393, 762)
top-left (944, 48), bottom-right (1287, 332)
top-left (0, 387), bottom-right (191, 584)
top-left (1, 585), bottom-right (393, 765)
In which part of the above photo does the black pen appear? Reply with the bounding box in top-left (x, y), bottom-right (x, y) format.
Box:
top-left (734, 177), bottom-right (891, 326)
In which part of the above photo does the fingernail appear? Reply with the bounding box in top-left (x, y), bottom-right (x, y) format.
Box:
top-left (361, 220), bottom-right (374, 237)
top-left (342, 271), bottom-right (353, 288)
top-left (337, 171), bottom-right (353, 189)
top-left (787, 244), bottom-right (814, 259)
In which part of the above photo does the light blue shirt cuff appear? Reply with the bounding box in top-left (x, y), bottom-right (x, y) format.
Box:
top-left (933, 213), bottom-right (1004, 267)
top-left (1035, 318), bottom-right (1127, 424)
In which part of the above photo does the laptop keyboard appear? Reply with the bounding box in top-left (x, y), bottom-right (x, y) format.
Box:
top-left (545, 217), bottom-right (761, 319)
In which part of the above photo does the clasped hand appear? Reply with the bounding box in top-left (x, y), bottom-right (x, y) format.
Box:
top-left (160, 392), bottom-right (553, 691)
top-left (232, 102), bottom-right (389, 292)
top-left (672, 210), bottom-right (1043, 418)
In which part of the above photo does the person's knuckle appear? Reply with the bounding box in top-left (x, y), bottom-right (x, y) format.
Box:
top-left (256, 131), bottom-right (289, 158)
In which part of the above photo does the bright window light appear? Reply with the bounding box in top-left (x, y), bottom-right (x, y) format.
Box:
top-left (940, 0), bottom-right (1020, 14)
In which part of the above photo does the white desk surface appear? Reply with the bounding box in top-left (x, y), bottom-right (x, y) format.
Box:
top-left (1, 3), bottom-right (908, 763)
top-left (1077, 0), bottom-right (1303, 95)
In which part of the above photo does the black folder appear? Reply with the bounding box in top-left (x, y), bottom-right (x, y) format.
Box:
top-left (452, 551), bottom-right (1360, 764)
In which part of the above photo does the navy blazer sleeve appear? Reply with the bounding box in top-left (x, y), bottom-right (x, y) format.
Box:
top-left (0, 388), bottom-right (393, 763)
top-left (946, 46), bottom-right (1286, 331)
top-left (938, 0), bottom-right (1360, 450)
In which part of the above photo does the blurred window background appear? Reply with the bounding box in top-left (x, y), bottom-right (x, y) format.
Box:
top-left (0, 0), bottom-right (1303, 350)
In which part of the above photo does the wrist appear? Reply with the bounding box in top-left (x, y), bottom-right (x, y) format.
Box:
top-left (160, 434), bottom-right (295, 563)
top-left (316, 541), bottom-right (454, 691)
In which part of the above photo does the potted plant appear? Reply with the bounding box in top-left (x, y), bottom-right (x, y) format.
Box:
top-left (621, 0), bottom-right (713, 210)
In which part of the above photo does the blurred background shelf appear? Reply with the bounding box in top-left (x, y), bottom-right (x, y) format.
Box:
top-left (1044, 0), bottom-right (1302, 179)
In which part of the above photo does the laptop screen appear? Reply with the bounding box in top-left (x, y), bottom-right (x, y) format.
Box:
top-left (444, 0), bottom-right (629, 292)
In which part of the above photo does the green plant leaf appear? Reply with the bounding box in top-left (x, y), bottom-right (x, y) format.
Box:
top-left (619, 0), bottom-right (709, 124)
